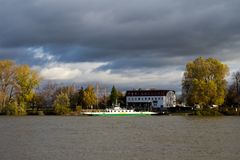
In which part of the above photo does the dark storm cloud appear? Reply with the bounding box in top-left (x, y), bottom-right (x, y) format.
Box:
top-left (1, 0), bottom-right (240, 69)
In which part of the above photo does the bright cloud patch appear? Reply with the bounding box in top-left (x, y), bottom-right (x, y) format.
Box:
top-left (28, 47), bottom-right (56, 61)
top-left (33, 61), bottom-right (183, 91)
top-left (38, 62), bottom-right (106, 80)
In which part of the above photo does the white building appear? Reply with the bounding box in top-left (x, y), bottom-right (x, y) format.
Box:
top-left (126, 90), bottom-right (176, 110)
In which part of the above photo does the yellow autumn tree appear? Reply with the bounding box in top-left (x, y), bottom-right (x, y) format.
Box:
top-left (83, 85), bottom-right (96, 109)
top-left (182, 57), bottom-right (229, 107)
top-left (15, 64), bottom-right (41, 104)
top-left (0, 60), bottom-right (41, 115)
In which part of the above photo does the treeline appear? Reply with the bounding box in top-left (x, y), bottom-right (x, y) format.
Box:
top-left (29, 84), bottom-right (124, 115)
top-left (1, 58), bottom-right (240, 116)
top-left (0, 60), bottom-right (125, 115)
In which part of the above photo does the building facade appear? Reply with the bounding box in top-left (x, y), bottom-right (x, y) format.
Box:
top-left (126, 90), bottom-right (176, 111)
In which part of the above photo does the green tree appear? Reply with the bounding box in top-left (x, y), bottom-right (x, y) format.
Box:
top-left (2, 101), bottom-right (26, 115)
top-left (182, 57), bottom-right (229, 107)
top-left (110, 86), bottom-right (118, 106)
top-left (83, 85), bottom-right (96, 109)
top-left (78, 87), bottom-right (85, 107)
top-left (53, 92), bottom-right (70, 115)
top-left (54, 85), bottom-right (77, 109)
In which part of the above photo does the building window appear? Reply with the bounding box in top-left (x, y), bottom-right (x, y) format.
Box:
top-left (153, 101), bottom-right (158, 107)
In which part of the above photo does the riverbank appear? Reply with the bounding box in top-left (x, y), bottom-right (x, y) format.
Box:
top-left (1, 107), bottom-right (239, 116)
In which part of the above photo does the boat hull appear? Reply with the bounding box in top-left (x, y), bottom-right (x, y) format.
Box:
top-left (83, 112), bottom-right (158, 116)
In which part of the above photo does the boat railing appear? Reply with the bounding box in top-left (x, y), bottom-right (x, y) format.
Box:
top-left (82, 108), bottom-right (135, 113)
top-left (81, 109), bottom-right (105, 112)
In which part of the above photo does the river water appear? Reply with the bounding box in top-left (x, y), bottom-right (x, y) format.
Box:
top-left (0, 116), bottom-right (239, 160)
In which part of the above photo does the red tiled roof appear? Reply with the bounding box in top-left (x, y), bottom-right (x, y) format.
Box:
top-left (126, 90), bottom-right (174, 96)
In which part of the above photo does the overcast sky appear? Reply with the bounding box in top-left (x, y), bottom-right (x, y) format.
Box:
top-left (1, 0), bottom-right (240, 92)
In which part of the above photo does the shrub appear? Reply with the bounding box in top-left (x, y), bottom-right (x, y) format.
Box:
top-left (76, 105), bottom-right (82, 114)
top-left (54, 104), bottom-right (70, 115)
top-left (194, 108), bottom-right (222, 116)
top-left (37, 111), bottom-right (45, 116)
top-left (2, 101), bottom-right (26, 115)
top-left (220, 107), bottom-right (240, 116)
top-left (54, 93), bottom-right (70, 115)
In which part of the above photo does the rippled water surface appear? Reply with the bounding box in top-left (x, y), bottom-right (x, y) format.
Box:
top-left (0, 116), bottom-right (239, 160)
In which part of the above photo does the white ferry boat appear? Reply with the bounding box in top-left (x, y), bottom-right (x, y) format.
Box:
top-left (83, 107), bottom-right (158, 116)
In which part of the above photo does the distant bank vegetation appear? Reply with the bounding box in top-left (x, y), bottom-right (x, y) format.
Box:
top-left (0, 58), bottom-right (239, 116)
top-left (0, 60), bottom-right (123, 115)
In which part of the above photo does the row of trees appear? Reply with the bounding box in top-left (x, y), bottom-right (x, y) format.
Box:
top-left (31, 84), bottom-right (98, 115)
top-left (182, 57), bottom-right (240, 108)
top-left (37, 84), bottom-right (127, 114)
top-left (0, 60), bottom-right (125, 115)
top-left (1, 57), bottom-right (239, 115)
top-left (30, 83), bottom-right (125, 115)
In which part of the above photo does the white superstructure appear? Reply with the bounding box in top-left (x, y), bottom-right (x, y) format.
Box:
top-left (83, 107), bottom-right (158, 116)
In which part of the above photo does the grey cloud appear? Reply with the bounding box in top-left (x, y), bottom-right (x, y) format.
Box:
top-left (0, 0), bottom-right (240, 72)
